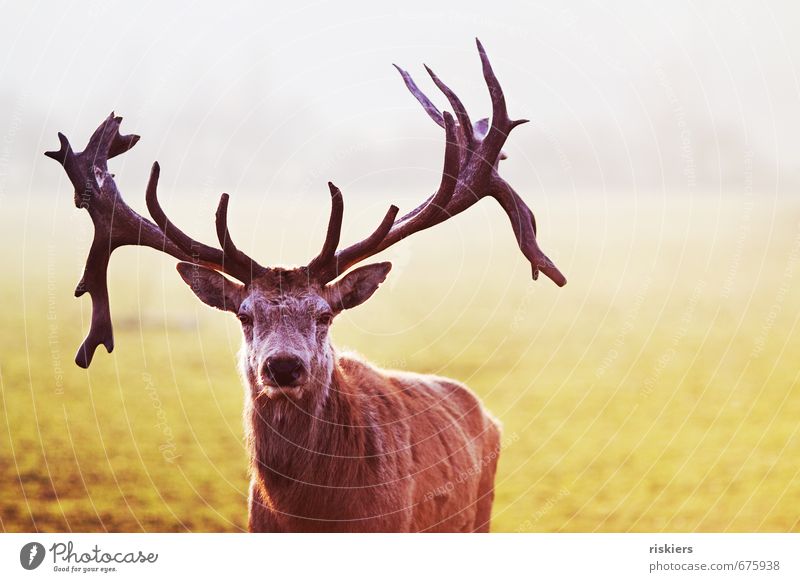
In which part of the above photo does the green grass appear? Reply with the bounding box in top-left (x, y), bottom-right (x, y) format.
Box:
top-left (1, 193), bottom-right (798, 532)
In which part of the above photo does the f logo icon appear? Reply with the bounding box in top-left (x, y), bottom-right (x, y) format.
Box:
top-left (19, 542), bottom-right (45, 570)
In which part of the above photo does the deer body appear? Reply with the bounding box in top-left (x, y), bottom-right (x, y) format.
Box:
top-left (245, 354), bottom-right (501, 532)
top-left (48, 40), bottom-right (565, 533)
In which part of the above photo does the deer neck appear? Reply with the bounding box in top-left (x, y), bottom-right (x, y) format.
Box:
top-left (243, 350), bottom-right (377, 493)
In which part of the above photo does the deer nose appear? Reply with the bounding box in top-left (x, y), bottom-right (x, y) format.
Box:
top-left (263, 355), bottom-right (306, 388)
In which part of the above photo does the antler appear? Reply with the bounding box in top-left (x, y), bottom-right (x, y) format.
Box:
top-left (144, 163), bottom-right (267, 283)
top-left (45, 113), bottom-right (265, 367)
top-left (308, 39), bottom-right (566, 287)
top-left (48, 42), bottom-right (563, 366)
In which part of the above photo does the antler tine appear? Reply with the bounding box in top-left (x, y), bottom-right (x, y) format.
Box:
top-left (85, 111), bottom-right (141, 161)
top-left (215, 193), bottom-right (268, 281)
top-left (145, 162), bottom-right (224, 265)
top-left (73, 239), bottom-right (114, 368)
top-left (320, 203), bottom-right (400, 282)
top-left (307, 181), bottom-right (400, 282)
top-left (44, 131), bottom-right (75, 165)
top-left (475, 38), bottom-right (528, 169)
top-left (393, 64), bottom-right (445, 129)
top-left (491, 177), bottom-right (567, 286)
top-left (44, 132), bottom-right (82, 191)
top-left (383, 111), bottom-right (460, 232)
top-left (146, 162), bottom-right (264, 283)
top-left (423, 65), bottom-right (475, 153)
top-left (312, 112), bottom-right (461, 283)
top-left (307, 182), bottom-right (345, 274)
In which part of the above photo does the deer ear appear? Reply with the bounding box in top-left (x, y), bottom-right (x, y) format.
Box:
top-left (176, 262), bottom-right (244, 313)
top-left (325, 262), bottom-right (392, 312)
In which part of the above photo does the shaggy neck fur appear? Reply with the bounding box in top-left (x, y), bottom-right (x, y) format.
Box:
top-left (241, 347), bottom-right (382, 520)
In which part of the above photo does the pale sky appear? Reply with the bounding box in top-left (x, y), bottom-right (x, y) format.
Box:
top-left (1, 0), bottom-right (799, 204)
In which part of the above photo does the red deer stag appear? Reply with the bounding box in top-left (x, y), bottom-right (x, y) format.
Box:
top-left (46, 40), bottom-right (566, 532)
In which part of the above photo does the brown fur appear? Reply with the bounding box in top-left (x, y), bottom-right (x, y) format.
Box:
top-left (245, 354), bottom-right (501, 532)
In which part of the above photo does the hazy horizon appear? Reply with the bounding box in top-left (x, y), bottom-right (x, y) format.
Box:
top-left (1, 0), bottom-right (799, 210)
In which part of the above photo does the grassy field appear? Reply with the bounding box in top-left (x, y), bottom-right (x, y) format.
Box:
top-left (1, 192), bottom-right (798, 532)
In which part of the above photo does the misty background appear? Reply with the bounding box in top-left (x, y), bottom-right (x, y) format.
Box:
top-left (2, 0), bottom-right (800, 537)
top-left (1, 0), bottom-right (798, 212)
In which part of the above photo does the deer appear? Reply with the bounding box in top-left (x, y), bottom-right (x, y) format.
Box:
top-left (45, 39), bottom-right (566, 532)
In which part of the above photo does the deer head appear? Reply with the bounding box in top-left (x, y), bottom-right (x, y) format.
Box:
top-left (177, 254), bottom-right (392, 402)
top-left (46, 39), bottom-right (567, 386)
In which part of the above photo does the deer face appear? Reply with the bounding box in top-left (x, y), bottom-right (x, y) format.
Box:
top-left (175, 262), bottom-right (391, 399)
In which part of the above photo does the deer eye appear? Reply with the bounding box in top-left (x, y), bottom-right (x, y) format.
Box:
top-left (316, 312), bottom-right (333, 326)
top-left (237, 313), bottom-right (252, 326)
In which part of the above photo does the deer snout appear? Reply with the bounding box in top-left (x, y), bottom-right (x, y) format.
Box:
top-left (262, 354), bottom-right (307, 388)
